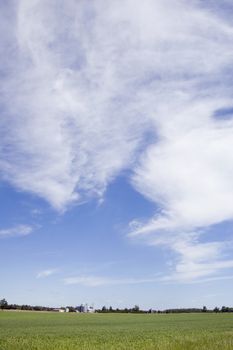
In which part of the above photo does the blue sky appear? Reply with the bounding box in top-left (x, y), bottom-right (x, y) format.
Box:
top-left (1, 0), bottom-right (233, 309)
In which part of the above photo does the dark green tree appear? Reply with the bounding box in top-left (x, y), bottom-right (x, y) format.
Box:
top-left (202, 306), bottom-right (207, 312)
top-left (0, 298), bottom-right (8, 310)
top-left (221, 306), bottom-right (229, 312)
top-left (132, 305), bottom-right (140, 313)
top-left (101, 306), bottom-right (107, 312)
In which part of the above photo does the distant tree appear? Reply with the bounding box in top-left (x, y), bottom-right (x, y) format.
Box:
top-left (0, 299), bottom-right (8, 310)
top-left (132, 305), bottom-right (140, 313)
top-left (102, 306), bottom-right (107, 312)
top-left (221, 306), bottom-right (229, 313)
top-left (109, 306), bottom-right (113, 312)
top-left (213, 307), bottom-right (219, 313)
top-left (202, 306), bottom-right (207, 312)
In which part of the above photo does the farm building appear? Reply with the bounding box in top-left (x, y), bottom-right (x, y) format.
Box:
top-left (76, 304), bottom-right (95, 313)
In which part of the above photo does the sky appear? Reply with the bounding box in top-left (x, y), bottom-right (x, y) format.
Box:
top-left (1, 0), bottom-right (233, 310)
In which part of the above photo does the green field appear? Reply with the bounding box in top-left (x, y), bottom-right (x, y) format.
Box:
top-left (0, 311), bottom-right (233, 350)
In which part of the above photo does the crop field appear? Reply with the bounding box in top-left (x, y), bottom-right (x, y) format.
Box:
top-left (0, 312), bottom-right (233, 350)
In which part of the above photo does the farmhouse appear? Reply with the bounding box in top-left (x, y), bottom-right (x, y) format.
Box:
top-left (51, 308), bottom-right (65, 312)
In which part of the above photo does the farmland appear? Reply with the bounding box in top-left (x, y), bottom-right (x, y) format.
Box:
top-left (0, 311), bottom-right (233, 349)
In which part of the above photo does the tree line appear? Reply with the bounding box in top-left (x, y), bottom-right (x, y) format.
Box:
top-left (0, 299), bottom-right (55, 312)
top-left (96, 305), bottom-right (143, 313)
top-left (1, 299), bottom-right (233, 313)
top-left (96, 305), bottom-right (233, 313)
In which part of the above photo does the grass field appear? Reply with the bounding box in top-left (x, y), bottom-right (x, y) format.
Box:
top-left (0, 311), bottom-right (233, 350)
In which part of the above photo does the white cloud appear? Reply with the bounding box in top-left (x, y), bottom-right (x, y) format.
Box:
top-left (0, 225), bottom-right (33, 238)
top-left (130, 106), bottom-right (233, 281)
top-left (64, 270), bottom-right (233, 286)
top-left (0, 0), bottom-right (150, 210)
top-left (130, 219), bottom-right (233, 282)
top-left (1, 0), bottom-right (232, 211)
top-left (1, 1), bottom-right (233, 280)
top-left (63, 275), bottom-right (159, 287)
top-left (37, 269), bottom-right (58, 279)
top-left (165, 240), bottom-right (233, 282)
top-left (132, 121), bottom-right (233, 233)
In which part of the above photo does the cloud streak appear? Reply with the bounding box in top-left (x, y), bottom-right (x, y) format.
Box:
top-left (63, 271), bottom-right (233, 287)
top-left (0, 225), bottom-right (33, 238)
top-left (37, 269), bottom-right (58, 279)
top-left (63, 275), bottom-right (160, 287)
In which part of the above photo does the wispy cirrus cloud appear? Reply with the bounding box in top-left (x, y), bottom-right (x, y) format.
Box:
top-left (130, 117), bottom-right (233, 281)
top-left (63, 275), bottom-right (160, 287)
top-left (130, 219), bottom-right (233, 283)
top-left (63, 271), bottom-right (233, 287)
top-left (0, 0), bottom-right (150, 210)
top-left (1, 0), bottom-right (232, 211)
top-left (0, 225), bottom-right (33, 238)
top-left (163, 238), bottom-right (233, 282)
